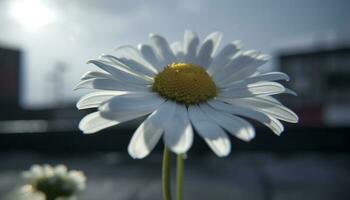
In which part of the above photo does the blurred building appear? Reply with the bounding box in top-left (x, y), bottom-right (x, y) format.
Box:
top-left (0, 42), bottom-right (349, 153)
top-left (0, 46), bottom-right (21, 120)
top-left (0, 45), bottom-right (86, 134)
top-left (279, 46), bottom-right (350, 126)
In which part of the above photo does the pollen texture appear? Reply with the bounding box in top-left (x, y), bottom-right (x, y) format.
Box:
top-left (152, 63), bottom-right (217, 105)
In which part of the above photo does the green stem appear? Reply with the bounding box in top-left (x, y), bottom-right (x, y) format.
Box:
top-left (176, 154), bottom-right (185, 200)
top-left (162, 147), bottom-right (172, 200)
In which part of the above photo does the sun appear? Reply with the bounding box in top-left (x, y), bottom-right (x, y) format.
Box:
top-left (9, 0), bottom-right (56, 30)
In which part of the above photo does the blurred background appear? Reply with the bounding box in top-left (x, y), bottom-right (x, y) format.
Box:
top-left (0, 0), bottom-right (350, 199)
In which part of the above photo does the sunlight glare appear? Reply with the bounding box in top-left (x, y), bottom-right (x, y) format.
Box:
top-left (9, 0), bottom-right (56, 30)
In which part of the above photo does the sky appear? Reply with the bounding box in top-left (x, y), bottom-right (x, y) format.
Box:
top-left (0, 0), bottom-right (349, 109)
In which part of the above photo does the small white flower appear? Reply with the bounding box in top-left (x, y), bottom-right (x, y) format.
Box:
top-left (22, 164), bottom-right (86, 199)
top-left (76, 30), bottom-right (298, 159)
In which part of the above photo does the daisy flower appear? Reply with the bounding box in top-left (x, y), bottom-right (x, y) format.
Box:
top-left (76, 30), bottom-right (298, 158)
top-left (22, 164), bottom-right (86, 200)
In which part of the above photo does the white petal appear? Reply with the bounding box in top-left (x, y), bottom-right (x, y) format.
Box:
top-left (79, 111), bottom-right (120, 134)
top-left (87, 59), bottom-right (152, 85)
top-left (112, 45), bottom-right (159, 74)
top-left (74, 78), bottom-right (149, 92)
top-left (24, 165), bottom-right (43, 180)
top-left (171, 41), bottom-right (185, 62)
top-left (127, 101), bottom-right (176, 158)
top-left (226, 97), bottom-right (298, 123)
top-left (102, 53), bottom-right (157, 77)
top-left (150, 34), bottom-right (177, 66)
top-left (207, 40), bottom-right (242, 75)
top-left (226, 52), bottom-right (268, 82)
top-left (220, 72), bottom-right (290, 88)
top-left (80, 71), bottom-right (113, 81)
top-left (260, 96), bottom-right (282, 104)
top-left (183, 30), bottom-right (199, 62)
top-left (285, 88), bottom-right (298, 96)
top-left (82, 95), bottom-right (165, 134)
top-left (163, 104), bottom-right (193, 154)
top-left (170, 41), bottom-right (182, 54)
top-left (77, 91), bottom-right (128, 110)
top-left (188, 105), bottom-right (231, 157)
top-left (217, 53), bottom-right (271, 85)
top-left (146, 100), bottom-right (177, 129)
top-left (219, 82), bottom-right (286, 98)
top-left (138, 44), bottom-right (163, 72)
top-left (99, 93), bottom-right (165, 117)
top-left (196, 32), bottom-right (222, 68)
top-left (128, 113), bottom-right (164, 159)
top-left (208, 100), bottom-right (284, 135)
top-left (200, 104), bottom-right (255, 141)
top-left (248, 72), bottom-right (290, 82)
top-left (213, 50), bottom-right (259, 83)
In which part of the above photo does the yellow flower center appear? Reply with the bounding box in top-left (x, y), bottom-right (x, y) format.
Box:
top-left (152, 63), bottom-right (217, 105)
